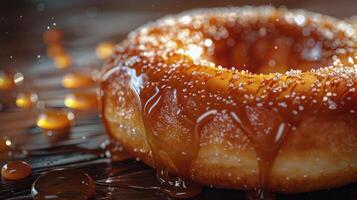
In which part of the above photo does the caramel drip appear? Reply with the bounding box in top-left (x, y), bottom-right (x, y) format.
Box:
top-left (134, 63), bottom-right (295, 199)
top-left (141, 86), bottom-right (202, 198)
top-left (230, 107), bottom-right (289, 199)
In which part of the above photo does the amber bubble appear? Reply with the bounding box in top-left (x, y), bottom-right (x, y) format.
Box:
top-left (95, 42), bottom-right (115, 59)
top-left (62, 73), bottom-right (94, 89)
top-left (43, 29), bottom-right (63, 45)
top-left (31, 169), bottom-right (95, 200)
top-left (47, 45), bottom-right (66, 58)
top-left (64, 92), bottom-right (98, 110)
top-left (37, 110), bottom-right (74, 142)
top-left (1, 161), bottom-right (32, 180)
top-left (0, 136), bottom-right (14, 153)
top-left (54, 53), bottom-right (72, 69)
top-left (37, 110), bottom-right (73, 130)
top-left (16, 91), bottom-right (38, 109)
top-left (0, 70), bottom-right (15, 90)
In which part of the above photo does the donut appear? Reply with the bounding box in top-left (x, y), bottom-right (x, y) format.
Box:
top-left (100, 6), bottom-right (357, 195)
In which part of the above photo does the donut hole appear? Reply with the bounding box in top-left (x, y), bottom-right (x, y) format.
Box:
top-left (208, 22), bottom-right (335, 73)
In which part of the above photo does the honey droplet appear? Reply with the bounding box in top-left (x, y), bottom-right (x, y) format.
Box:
top-left (31, 169), bottom-right (95, 200)
top-left (43, 29), bottom-right (63, 45)
top-left (96, 42), bottom-right (115, 59)
top-left (37, 110), bottom-right (74, 142)
top-left (47, 44), bottom-right (66, 58)
top-left (64, 92), bottom-right (98, 110)
top-left (0, 70), bottom-right (15, 90)
top-left (1, 161), bottom-right (32, 180)
top-left (16, 91), bottom-right (38, 109)
top-left (0, 136), bottom-right (14, 153)
top-left (37, 109), bottom-right (74, 130)
top-left (54, 53), bottom-right (72, 69)
top-left (62, 73), bottom-right (94, 89)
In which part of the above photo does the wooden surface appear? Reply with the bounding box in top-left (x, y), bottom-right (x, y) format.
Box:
top-left (0, 1), bottom-right (356, 199)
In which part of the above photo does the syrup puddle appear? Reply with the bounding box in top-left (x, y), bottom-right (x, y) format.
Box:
top-left (97, 169), bottom-right (201, 198)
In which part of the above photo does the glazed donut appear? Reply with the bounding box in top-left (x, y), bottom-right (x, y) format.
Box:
top-left (101, 6), bottom-right (357, 194)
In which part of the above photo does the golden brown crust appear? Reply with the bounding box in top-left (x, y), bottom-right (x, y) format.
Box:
top-left (101, 6), bottom-right (357, 193)
top-left (102, 84), bottom-right (357, 192)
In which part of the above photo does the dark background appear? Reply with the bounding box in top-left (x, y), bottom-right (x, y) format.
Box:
top-left (0, 0), bottom-right (356, 69)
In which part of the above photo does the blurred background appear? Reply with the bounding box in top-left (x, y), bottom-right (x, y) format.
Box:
top-left (0, 0), bottom-right (356, 69)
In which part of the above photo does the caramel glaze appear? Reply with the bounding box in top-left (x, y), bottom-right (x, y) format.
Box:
top-left (100, 7), bottom-right (357, 199)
